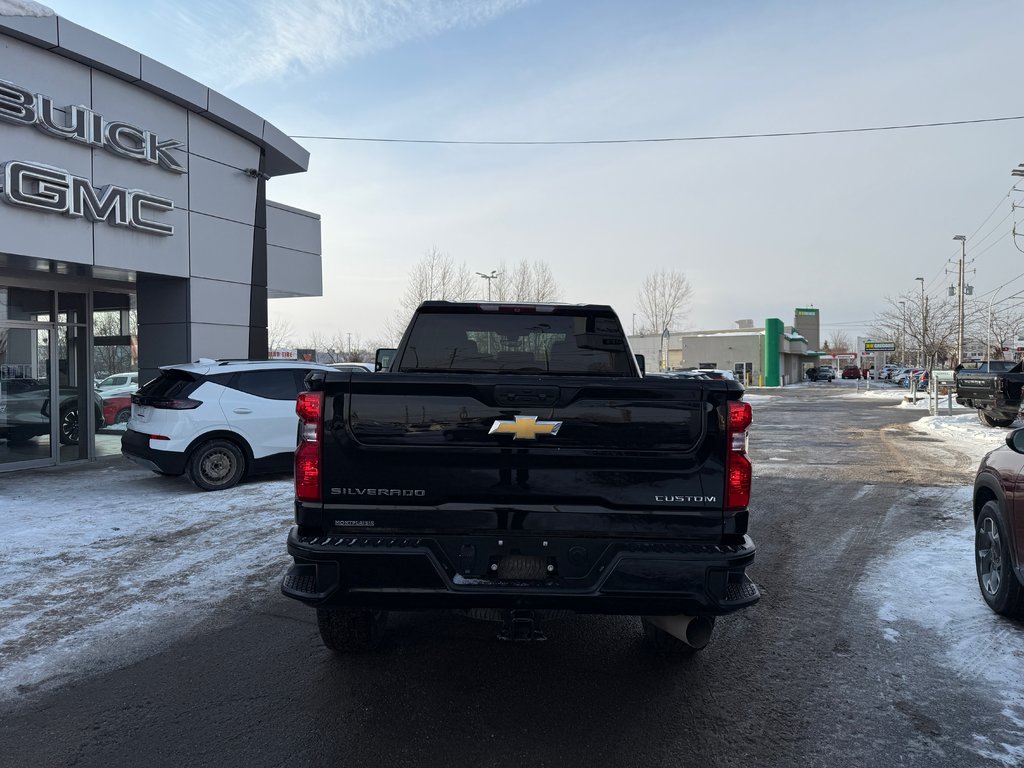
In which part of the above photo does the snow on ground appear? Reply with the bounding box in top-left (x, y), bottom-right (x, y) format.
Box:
top-left (0, 460), bottom-right (294, 701)
top-left (1, 385), bottom-right (1018, 718)
top-left (857, 486), bottom-right (1024, 767)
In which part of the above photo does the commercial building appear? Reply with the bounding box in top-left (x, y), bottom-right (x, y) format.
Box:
top-left (0, 8), bottom-right (322, 471)
top-left (629, 308), bottom-right (822, 386)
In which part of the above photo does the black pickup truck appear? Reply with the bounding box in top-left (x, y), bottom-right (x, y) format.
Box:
top-left (282, 301), bottom-right (759, 654)
top-left (955, 361), bottom-right (1024, 427)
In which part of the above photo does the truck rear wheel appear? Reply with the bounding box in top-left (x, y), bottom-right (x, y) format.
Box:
top-left (978, 410), bottom-right (1015, 428)
top-left (316, 607), bottom-right (388, 652)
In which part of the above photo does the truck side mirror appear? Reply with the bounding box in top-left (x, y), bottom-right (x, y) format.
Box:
top-left (635, 354), bottom-right (646, 375)
top-left (375, 348), bottom-right (396, 372)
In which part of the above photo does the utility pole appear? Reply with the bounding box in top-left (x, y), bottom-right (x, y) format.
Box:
top-left (954, 234), bottom-right (966, 366)
top-left (916, 277), bottom-right (926, 368)
top-left (476, 270), bottom-right (499, 301)
top-left (897, 301), bottom-right (905, 364)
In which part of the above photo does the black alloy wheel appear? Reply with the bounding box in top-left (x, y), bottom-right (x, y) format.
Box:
top-left (58, 407), bottom-right (79, 445)
top-left (975, 500), bottom-right (1024, 618)
top-left (114, 408), bottom-right (132, 425)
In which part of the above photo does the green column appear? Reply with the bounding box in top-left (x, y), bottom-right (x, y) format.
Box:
top-left (764, 318), bottom-right (784, 386)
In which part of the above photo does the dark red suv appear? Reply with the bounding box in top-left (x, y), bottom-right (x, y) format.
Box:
top-left (973, 432), bottom-right (1024, 617)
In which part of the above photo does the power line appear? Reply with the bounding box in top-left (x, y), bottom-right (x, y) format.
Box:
top-left (968, 191), bottom-right (1012, 241)
top-left (289, 114), bottom-right (1024, 146)
top-left (966, 210), bottom-right (1013, 255)
top-left (969, 229), bottom-right (1011, 261)
top-left (918, 184), bottom-right (1019, 298)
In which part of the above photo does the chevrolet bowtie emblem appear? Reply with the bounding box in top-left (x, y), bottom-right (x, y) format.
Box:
top-left (488, 415), bottom-right (562, 440)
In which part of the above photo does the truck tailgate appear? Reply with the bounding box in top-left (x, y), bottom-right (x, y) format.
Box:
top-left (311, 373), bottom-right (734, 538)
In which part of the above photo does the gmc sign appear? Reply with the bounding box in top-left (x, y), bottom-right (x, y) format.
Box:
top-left (0, 160), bottom-right (174, 236)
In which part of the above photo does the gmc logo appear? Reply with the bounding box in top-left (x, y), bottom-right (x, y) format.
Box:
top-left (0, 160), bottom-right (174, 236)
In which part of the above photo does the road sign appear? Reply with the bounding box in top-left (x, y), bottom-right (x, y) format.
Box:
top-left (863, 341), bottom-right (896, 352)
top-left (933, 370), bottom-right (955, 383)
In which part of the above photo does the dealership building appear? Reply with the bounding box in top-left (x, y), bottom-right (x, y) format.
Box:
top-left (0, 8), bottom-right (323, 471)
top-left (629, 308), bottom-right (824, 386)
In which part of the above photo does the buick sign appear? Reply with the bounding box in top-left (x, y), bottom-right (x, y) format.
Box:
top-left (0, 78), bottom-right (187, 174)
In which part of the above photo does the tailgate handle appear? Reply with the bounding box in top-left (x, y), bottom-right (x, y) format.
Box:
top-left (493, 385), bottom-right (560, 407)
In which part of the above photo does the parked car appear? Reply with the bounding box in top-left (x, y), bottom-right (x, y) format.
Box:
top-left (841, 366), bottom-right (861, 379)
top-left (656, 370), bottom-right (710, 380)
top-left (878, 364), bottom-right (901, 381)
top-left (0, 377), bottom-right (103, 445)
top-left (101, 391), bottom-right (134, 426)
top-left (814, 366), bottom-right (836, 382)
top-left (121, 359), bottom-right (337, 491)
top-left (955, 361), bottom-right (1024, 427)
top-left (95, 371), bottom-right (139, 393)
top-left (697, 368), bottom-right (736, 381)
top-left (972, 430), bottom-right (1024, 617)
top-left (328, 362), bottom-right (374, 373)
top-left (894, 368), bottom-right (924, 387)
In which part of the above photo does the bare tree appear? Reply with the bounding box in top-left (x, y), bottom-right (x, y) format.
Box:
top-left (869, 292), bottom-right (958, 366)
top-left (385, 247), bottom-right (476, 343)
top-left (826, 330), bottom-right (851, 354)
top-left (92, 309), bottom-right (137, 375)
top-left (491, 260), bottom-right (563, 303)
top-left (634, 268), bottom-right (693, 335)
top-left (267, 314), bottom-right (294, 355)
top-left (965, 300), bottom-right (1024, 360)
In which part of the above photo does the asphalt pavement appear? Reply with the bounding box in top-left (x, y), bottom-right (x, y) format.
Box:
top-left (1, 386), bottom-right (1020, 768)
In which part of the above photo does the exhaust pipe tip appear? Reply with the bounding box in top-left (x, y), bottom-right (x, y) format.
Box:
top-left (684, 615), bottom-right (714, 649)
top-left (643, 614), bottom-right (716, 650)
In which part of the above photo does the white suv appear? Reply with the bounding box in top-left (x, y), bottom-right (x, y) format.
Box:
top-left (121, 359), bottom-right (337, 491)
top-left (96, 371), bottom-right (139, 393)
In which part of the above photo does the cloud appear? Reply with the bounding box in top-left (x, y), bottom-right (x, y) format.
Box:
top-left (166, 0), bottom-right (532, 88)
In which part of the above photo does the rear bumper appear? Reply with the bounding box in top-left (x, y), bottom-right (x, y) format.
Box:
top-left (282, 527), bottom-right (759, 617)
top-left (955, 393), bottom-right (1018, 413)
top-left (121, 429), bottom-right (186, 475)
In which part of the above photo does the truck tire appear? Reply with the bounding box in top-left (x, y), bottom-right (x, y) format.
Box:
top-left (975, 501), bottom-right (1024, 618)
top-left (641, 616), bottom-right (714, 656)
top-left (186, 439), bottom-right (246, 491)
top-left (316, 607), bottom-right (388, 652)
top-left (978, 410), bottom-right (1015, 428)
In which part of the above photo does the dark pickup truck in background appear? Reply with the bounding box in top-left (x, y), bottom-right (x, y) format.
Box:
top-left (955, 361), bottom-right (1024, 427)
top-left (282, 301), bottom-right (758, 654)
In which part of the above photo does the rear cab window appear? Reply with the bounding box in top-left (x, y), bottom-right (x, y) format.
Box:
top-left (397, 307), bottom-right (635, 376)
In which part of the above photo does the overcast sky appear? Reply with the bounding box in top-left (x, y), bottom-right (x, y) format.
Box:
top-left (46, 0), bottom-right (1024, 346)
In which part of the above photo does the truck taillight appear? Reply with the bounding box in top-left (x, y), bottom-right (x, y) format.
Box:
top-left (725, 400), bottom-right (752, 510)
top-left (295, 392), bottom-right (323, 503)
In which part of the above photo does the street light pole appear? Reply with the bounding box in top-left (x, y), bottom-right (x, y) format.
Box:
top-left (916, 276), bottom-right (926, 368)
top-left (954, 234), bottom-right (967, 366)
top-left (476, 270), bottom-right (499, 301)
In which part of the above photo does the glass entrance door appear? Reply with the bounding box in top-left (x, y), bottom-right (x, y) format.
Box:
top-left (0, 324), bottom-right (56, 468)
